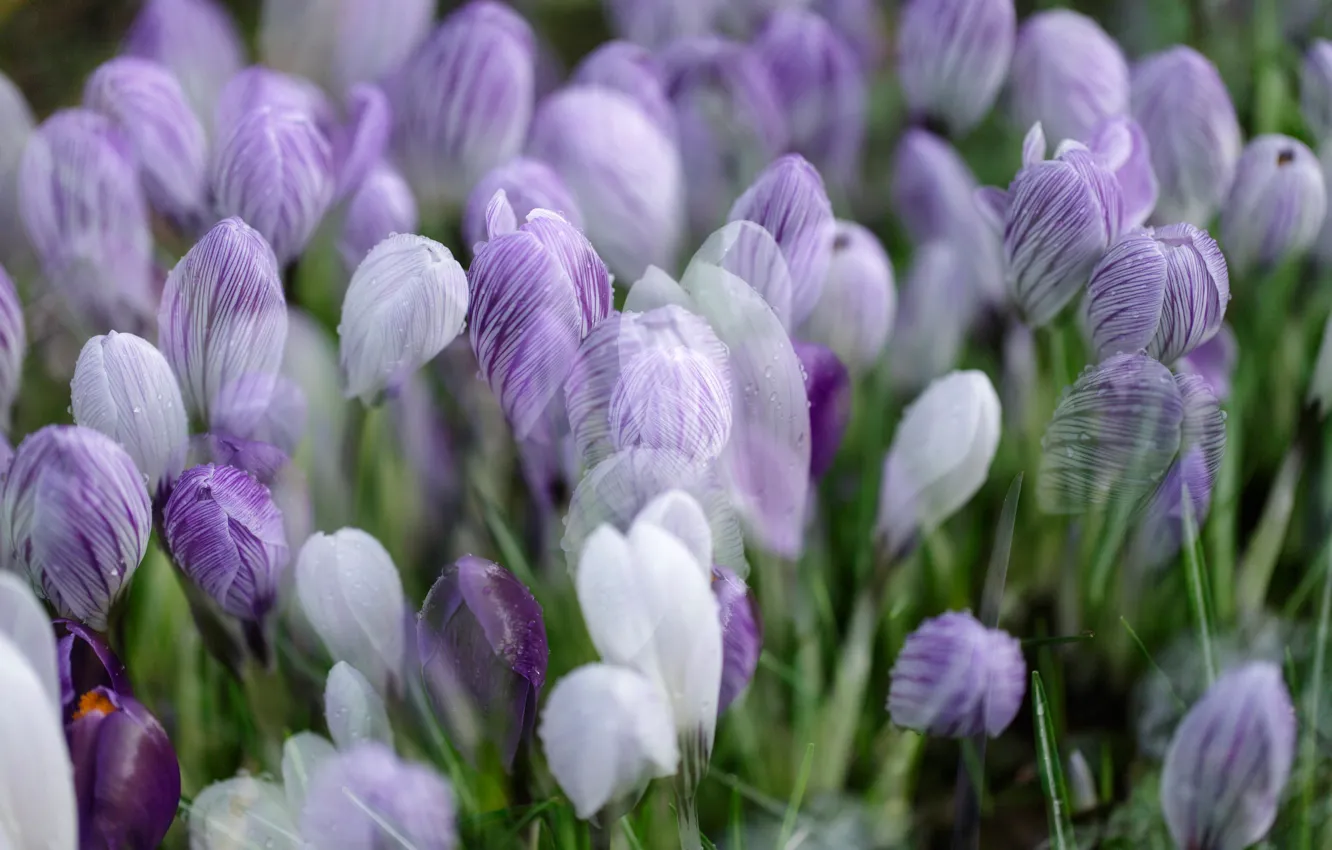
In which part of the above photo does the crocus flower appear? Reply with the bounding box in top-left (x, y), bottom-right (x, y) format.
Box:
top-left (338, 233), bottom-right (468, 404)
top-left (339, 161), bottom-right (419, 272)
top-left (528, 85), bottom-right (684, 282)
top-left (888, 611), bottom-right (1026, 737)
top-left (54, 620), bottom-right (132, 715)
top-left (71, 332), bottom-right (189, 501)
top-left (159, 217), bottom-right (288, 425)
top-left (189, 777), bottom-right (298, 849)
top-left (213, 66), bottom-right (334, 139)
top-left (888, 241), bottom-right (977, 391)
top-left (2, 426), bottom-right (151, 630)
top-left (163, 463), bottom-right (289, 625)
top-left (1084, 223), bottom-right (1230, 365)
top-left (123, 0), bottom-right (244, 128)
top-left (0, 263), bottom-right (23, 431)
top-left (812, 0), bottom-right (886, 74)
top-left (0, 73), bottom-right (34, 272)
top-left (1160, 662), bottom-right (1295, 850)
top-left (1220, 134), bottom-right (1327, 276)
top-left (1009, 10), bottom-right (1129, 145)
top-left (295, 528), bottom-right (407, 693)
top-left (601, 0), bottom-right (719, 49)
top-left (463, 158), bottom-right (582, 252)
top-left (418, 556), bottom-right (549, 768)
top-left (799, 221), bottom-right (895, 373)
top-left (0, 572), bottom-right (60, 709)
top-left (83, 56), bottom-right (209, 228)
top-left (469, 208), bottom-right (612, 439)
top-left (325, 661), bottom-right (392, 750)
top-left (1179, 323), bottom-right (1238, 403)
top-left (793, 341), bottom-right (851, 479)
top-left (540, 662), bottom-right (679, 819)
top-left (897, 0), bottom-right (1016, 136)
top-left (389, 1), bottom-right (536, 213)
top-left (281, 732), bottom-right (337, 816)
top-left (1303, 40), bottom-right (1332, 146)
top-left (18, 109), bottom-right (154, 330)
top-left (1088, 116), bottom-right (1158, 230)
top-left (754, 8), bottom-right (866, 187)
top-left (713, 565), bottom-right (760, 715)
top-left (877, 370), bottom-right (1001, 557)
top-left (1131, 47), bottom-right (1242, 227)
top-left (570, 41), bottom-right (676, 140)
top-left (330, 83), bottom-right (391, 200)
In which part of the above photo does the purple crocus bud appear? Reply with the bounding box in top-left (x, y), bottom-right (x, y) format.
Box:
top-left (1303, 40), bottom-right (1332, 145)
top-left (754, 8), bottom-right (866, 187)
top-left (339, 160), bottom-right (419, 272)
top-left (301, 742), bottom-right (457, 850)
top-left (1220, 135), bottom-right (1327, 276)
top-left (0, 73), bottom-right (35, 272)
top-left (83, 57), bottom-right (209, 228)
top-left (463, 158), bottom-right (583, 252)
top-left (469, 209), bottom-right (612, 439)
top-left (0, 264), bottom-right (23, 431)
top-left (389, 1), bottom-right (536, 212)
top-left (727, 154), bottom-right (835, 327)
top-left (162, 463), bottom-right (289, 624)
top-left (338, 233), bottom-right (468, 404)
top-left (18, 109), bottom-right (154, 330)
top-left (66, 686), bottom-right (181, 850)
top-left (123, 0), bottom-right (245, 128)
top-left (713, 565), bottom-right (760, 715)
top-left (1084, 223), bottom-right (1229, 365)
top-left (897, 0), bottom-right (1016, 137)
top-left (1009, 10), bottom-right (1129, 145)
top-left (888, 611), bottom-right (1026, 737)
top-left (601, 0), bottom-right (719, 49)
top-left (1038, 353), bottom-right (1185, 515)
top-left (418, 556), bottom-right (548, 768)
top-left (658, 37), bottom-right (788, 237)
top-left (793, 341), bottom-right (850, 479)
top-left (571, 42), bottom-right (676, 140)
top-left (1160, 662), bottom-right (1295, 850)
top-left (1131, 47), bottom-right (1242, 227)
top-left (72, 332), bottom-right (189, 501)
top-left (811, 0), bottom-right (886, 74)
top-left (1, 426), bottom-right (151, 630)
top-left (212, 105), bottom-right (335, 266)
top-left (1179, 323), bottom-right (1237, 403)
top-left (159, 217), bottom-right (288, 425)
top-left (213, 66), bottom-right (335, 139)
top-left (799, 221), bottom-right (895, 373)
top-left (331, 83), bottom-right (391, 200)
top-left (1087, 117), bottom-right (1158, 230)
top-left (889, 241), bottom-right (977, 392)
top-left (528, 86), bottom-right (684, 281)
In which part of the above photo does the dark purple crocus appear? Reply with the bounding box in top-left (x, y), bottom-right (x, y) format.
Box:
top-left (897, 0), bottom-right (1016, 137)
top-left (713, 565), bottom-right (760, 715)
top-left (55, 620), bottom-right (133, 712)
top-left (793, 341), bottom-right (851, 479)
top-left (417, 555), bottom-right (548, 768)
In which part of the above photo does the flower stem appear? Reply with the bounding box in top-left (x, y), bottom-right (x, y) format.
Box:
top-left (674, 773), bottom-right (702, 850)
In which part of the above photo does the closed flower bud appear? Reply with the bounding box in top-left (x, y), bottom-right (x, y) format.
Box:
top-left (72, 332), bottom-right (189, 501)
top-left (727, 155), bottom-right (835, 327)
top-left (540, 663), bottom-right (679, 819)
top-left (601, 0), bottom-right (719, 49)
top-left (1088, 117), bottom-right (1158, 230)
top-left (1010, 10), bottom-right (1129, 145)
top-left (124, 0), bottom-right (245, 128)
top-left (339, 161), bottom-right (419, 272)
top-left (812, 0), bottom-right (886, 74)
top-left (296, 528), bottom-right (407, 693)
top-left (713, 565), bottom-right (760, 715)
top-left (1085, 223), bottom-right (1229, 364)
top-left (793, 341), bottom-right (851, 479)
top-left (799, 221), bottom-right (895, 373)
top-left (1038, 352), bottom-right (1185, 515)
top-left (658, 37), bottom-right (788, 237)
top-left (19, 109), bottom-right (154, 330)
top-left (301, 743), bottom-right (457, 849)
top-left (66, 686), bottom-right (181, 850)
top-left (83, 57), bottom-right (208, 227)
top-left (0, 264), bottom-right (23, 431)
top-left (1180, 323), bottom-right (1238, 403)
top-left (877, 371), bottom-right (1001, 556)
top-left (888, 611), bottom-right (1026, 737)
top-left (325, 661), bottom-right (392, 749)
top-left (2, 426), bottom-right (151, 629)
top-left (213, 66), bottom-right (334, 139)
top-left (339, 233), bottom-right (468, 404)
top-left (212, 105), bottom-right (335, 265)
top-left (898, 0), bottom-right (1016, 136)
top-left (755, 8), bottom-right (866, 187)
top-left (528, 86), bottom-right (684, 281)
top-left (470, 209), bottom-right (612, 438)
top-left (418, 556), bottom-right (548, 768)
top-left (163, 463), bottom-right (288, 623)
top-left (571, 42), bottom-right (677, 140)
top-left (1220, 135), bottom-right (1327, 276)
top-left (0, 73), bottom-right (35, 272)
top-left (159, 217), bottom-right (288, 424)
top-left (389, 1), bottom-right (536, 212)
top-left (1303, 40), bottom-right (1332, 146)
top-left (889, 241), bottom-right (979, 392)
top-left (463, 158), bottom-right (582, 252)
top-left (1160, 662), bottom-right (1295, 850)
top-left (1131, 47), bottom-right (1242, 227)
top-left (331, 84), bottom-right (391, 200)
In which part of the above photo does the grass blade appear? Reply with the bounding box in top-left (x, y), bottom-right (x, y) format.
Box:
top-left (1180, 481), bottom-right (1217, 685)
top-left (776, 743), bottom-right (814, 850)
top-left (1299, 539), bottom-right (1332, 850)
top-left (1032, 671), bottom-right (1075, 850)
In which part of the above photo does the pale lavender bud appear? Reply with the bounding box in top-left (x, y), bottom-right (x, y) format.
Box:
top-left (713, 565), bottom-right (760, 715)
top-left (1178, 323), bottom-right (1238, 403)
top-left (1010, 10), bottom-right (1129, 145)
top-left (389, 1), bottom-right (536, 212)
top-left (463, 158), bottom-right (582, 252)
top-left (1087, 116), bottom-right (1158, 230)
top-left (1220, 134), bottom-right (1327, 276)
top-left (0, 73), bottom-right (34, 272)
top-left (889, 241), bottom-right (977, 391)
top-left (71, 332), bottom-right (188, 501)
top-left (602, 0), bottom-right (719, 49)
top-left (162, 464), bottom-right (287, 624)
top-left (0, 265), bottom-right (24, 431)
top-left (158, 217), bottom-right (288, 424)
top-left (339, 161), bottom-right (419, 272)
top-left (528, 86), bottom-right (684, 281)
top-left (1303, 40), bottom-right (1332, 146)
top-left (811, 0), bottom-right (887, 74)
top-left (888, 611), bottom-right (1026, 737)
top-left (123, 0), bottom-right (245, 128)
top-left (83, 57), bottom-right (208, 227)
top-left (898, 0), bottom-right (1016, 136)
top-left (1131, 47), bottom-right (1242, 227)
top-left (213, 66), bottom-right (334, 139)
top-left (1, 426), bottom-right (151, 629)
top-left (799, 221), bottom-right (895, 373)
top-left (1160, 662), bottom-right (1295, 850)
top-left (571, 42), bottom-right (676, 140)
top-left (331, 84), bottom-right (391, 200)
top-left (793, 340), bottom-right (850, 479)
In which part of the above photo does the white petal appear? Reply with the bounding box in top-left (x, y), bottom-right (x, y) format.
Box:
top-left (691, 221), bottom-right (794, 330)
top-left (632, 489), bottom-right (714, 576)
top-left (576, 525), bottom-right (661, 684)
top-left (281, 731), bottom-right (337, 817)
top-left (189, 777), bottom-right (302, 850)
top-left (0, 572), bottom-right (59, 711)
top-left (625, 266), bottom-right (693, 313)
top-left (325, 661), bottom-right (392, 750)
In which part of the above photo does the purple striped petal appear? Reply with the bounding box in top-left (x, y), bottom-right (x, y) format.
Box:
top-left (1010, 10), bottom-right (1129, 145)
top-left (464, 158), bottom-right (582, 253)
top-left (691, 221), bottom-right (795, 329)
top-left (571, 41), bottom-right (676, 140)
top-left (799, 220), bottom-right (895, 372)
top-left (1088, 117), bottom-right (1158, 230)
top-left (0, 263), bottom-right (24, 430)
top-left (610, 344), bottom-right (733, 461)
top-left (213, 66), bottom-right (334, 140)
top-left (897, 0), bottom-right (1016, 136)
top-left (1220, 134), bottom-right (1327, 276)
top-left (339, 161), bottom-right (419, 272)
top-left (713, 565), bottom-right (760, 715)
top-left (123, 0), bottom-right (245, 129)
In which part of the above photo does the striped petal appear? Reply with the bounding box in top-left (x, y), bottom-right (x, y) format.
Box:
top-left (1009, 10), bottom-right (1128, 144)
top-left (571, 41), bottom-right (677, 139)
top-left (0, 263), bottom-right (25, 431)
top-left (339, 161), bottom-right (419, 272)
top-left (897, 0), bottom-right (1016, 136)
top-left (124, 0), bottom-right (245, 130)
top-left (463, 158), bottom-right (582, 252)
top-left (1220, 134), bottom-right (1327, 276)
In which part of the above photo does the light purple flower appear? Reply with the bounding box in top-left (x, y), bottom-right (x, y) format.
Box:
top-left (1220, 134), bottom-right (1327, 276)
top-left (811, 0), bottom-right (887, 74)
top-left (123, 0), bottom-right (245, 128)
top-left (0, 264), bottom-right (23, 431)
top-left (713, 565), bottom-right (760, 715)
top-left (799, 221), bottom-right (894, 373)
top-left (0, 73), bottom-right (35, 272)
top-left (1, 426), bottom-right (151, 629)
top-left (1009, 10), bottom-right (1129, 145)
top-left (1087, 116), bottom-right (1158, 230)
top-left (339, 161), bottom-right (419, 272)
top-left (898, 0), bottom-right (1016, 136)
top-left (213, 66), bottom-right (334, 139)
top-left (330, 83), bottom-right (391, 200)
top-left (570, 41), bottom-right (676, 140)
top-left (1179, 323), bottom-right (1237, 402)
top-left (793, 340), bottom-right (850, 479)
top-left (601, 0), bottom-right (719, 49)
top-left (888, 241), bottom-right (977, 391)
top-left (463, 158), bottom-right (582, 252)
top-left (1303, 40), bottom-right (1332, 146)
top-left (888, 611), bottom-right (1026, 738)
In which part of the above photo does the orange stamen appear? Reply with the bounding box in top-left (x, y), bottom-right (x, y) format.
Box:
top-left (73, 690), bottom-right (117, 720)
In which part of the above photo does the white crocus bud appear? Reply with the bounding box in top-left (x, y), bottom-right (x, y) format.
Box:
top-left (324, 661), bottom-right (392, 750)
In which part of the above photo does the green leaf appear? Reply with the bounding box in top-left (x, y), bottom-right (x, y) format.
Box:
top-left (1032, 671), bottom-right (1076, 850)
